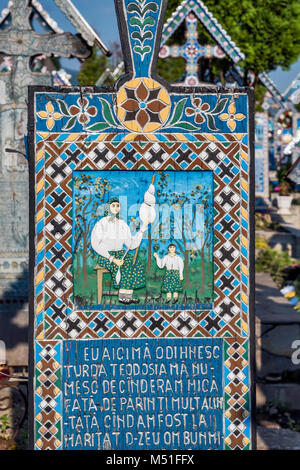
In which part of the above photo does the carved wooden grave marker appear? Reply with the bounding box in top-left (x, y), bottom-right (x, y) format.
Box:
top-left (159, 12), bottom-right (225, 86)
top-left (255, 112), bottom-right (269, 199)
top-left (29, 0), bottom-right (255, 450)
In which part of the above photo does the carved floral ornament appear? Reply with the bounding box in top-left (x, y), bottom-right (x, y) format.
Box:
top-left (116, 78), bottom-right (171, 133)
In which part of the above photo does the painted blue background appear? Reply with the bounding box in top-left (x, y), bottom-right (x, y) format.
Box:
top-left (62, 338), bottom-right (224, 450)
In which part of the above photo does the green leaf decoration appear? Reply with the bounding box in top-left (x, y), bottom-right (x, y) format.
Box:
top-left (210, 97), bottom-right (228, 115)
top-left (62, 116), bottom-right (77, 131)
top-left (207, 114), bottom-right (219, 131)
top-left (171, 121), bottom-right (199, 131)
top-left (127, 2), bottom-right (158, 16)
top-left (86, 122), bottom-right (111, 132)
top-left (99, 98), bottom-right (117, 126)
top-left (134, 45), bottom-right (151, 57)
top-left (131, 30), bottom-right (153, 44)
top-left (127, 3), bottom-right (142, 15)
top-left (57, 99), bottom-right (70, 116)
top-left (141, 3), bottom-right (158, 15)
top-left (167, 98), bottom-right (188, 126)
top-left (130, 16), bottom-right (155, 30)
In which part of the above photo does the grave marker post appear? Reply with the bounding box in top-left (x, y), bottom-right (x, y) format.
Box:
top-left (28, 0), bottom-right (255, 450)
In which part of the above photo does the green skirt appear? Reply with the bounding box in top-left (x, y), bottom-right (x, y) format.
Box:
top-left (162, 269), bottom-right (183, 293)
top-left (97, 249), bottom-right (145, 290)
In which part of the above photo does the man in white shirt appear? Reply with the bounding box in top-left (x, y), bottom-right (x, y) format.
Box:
top-left (91, 197), bottom-right (148, 304)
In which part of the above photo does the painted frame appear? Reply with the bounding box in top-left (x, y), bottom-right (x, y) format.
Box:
top-left (28, 0), bottom-right (255, 451)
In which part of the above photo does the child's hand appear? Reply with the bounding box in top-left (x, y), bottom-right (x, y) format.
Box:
top-left (153, 253), bottom-right (158, 258)
top-left (180, 276), bottom-right (183, 281)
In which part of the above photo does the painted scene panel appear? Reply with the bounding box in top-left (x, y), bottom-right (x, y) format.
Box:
top-left (72, 170), bottom-right (214, 310)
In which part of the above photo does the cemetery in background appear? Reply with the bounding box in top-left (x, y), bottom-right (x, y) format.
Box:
top-left (0, 0), bottom-right (300, 451)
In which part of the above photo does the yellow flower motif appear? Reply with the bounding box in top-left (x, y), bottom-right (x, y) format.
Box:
top-left (219, 100), bottom-right (245, 131)
top-left (38, 101), bottom-right (63, 130)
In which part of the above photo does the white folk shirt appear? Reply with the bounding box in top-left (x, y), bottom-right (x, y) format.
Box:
top-left (91, 216), bottom-right (147, 262)
top-left (156, 254), bottom-right (184, 278)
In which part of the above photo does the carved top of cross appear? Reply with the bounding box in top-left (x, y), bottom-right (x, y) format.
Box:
top-left (34, 0), bottom-right (249, 138)
top-left (159, 12), bottom-right (225, 86)
top-left (0, 0), bottom-right (91, 59)
top-left (0, 0), bottom-right (105, 105)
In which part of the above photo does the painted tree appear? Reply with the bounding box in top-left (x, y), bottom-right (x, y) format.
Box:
top-left (189, 184), bottom-right (214, 293)
top-left (73, 174), bottom-right (111, 286)
top-left (158, 181), bottom-right (213, 290)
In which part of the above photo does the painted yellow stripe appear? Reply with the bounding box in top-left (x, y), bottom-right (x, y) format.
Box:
top-left (241, 208), bottom-right (248, 220)
top-left (241, 149), bottom-right (248, 161)
top-left (241, 236), bottom-right (248, 248)
top-left (36, 269), bottom-right (44, 285)
top-left (37, 132), bottom-right (49, 139)
top-left (242, 320), bottom-right (248, 334)
top-left (36, 178), bottom-right (44, 194)
top-left (241, 180), bottom-right (248, 191)
top-left (204, 134), bottom-right (217, 141)
top-left (175, 133), bottom-right (188, 142)
top-left (124, 133), bottom-right (138, 142)
top-left (36, 301), bottom-right (44, 315)
top-left (36, 239), bottom-right (45, 252)
top-left (97, 134), bottom-right (108, 142)
top-left (242, 265), bottom-right (248, 275)
top-left (66, 133), bottom-right (80, 142)
top-left (36, 208), bottom-right (44, 223)
top-left (36, 149), bottom-right (44, 162)
top-left (242, 293), bottom-right (248, 304)
top-left (36, 439), bottom-right (42, 449)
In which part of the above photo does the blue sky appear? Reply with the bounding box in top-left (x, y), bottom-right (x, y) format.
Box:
top-left (0, 0), bottom-right (299, 93)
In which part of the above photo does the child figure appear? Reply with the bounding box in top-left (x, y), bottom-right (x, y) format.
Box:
top-left (154, 243), bottom-right (184, 304)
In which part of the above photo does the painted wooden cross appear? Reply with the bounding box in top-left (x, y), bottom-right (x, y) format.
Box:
top-left (28, 0), bottom-right (255, 451)
top-left (159, 12), bottom-right (225, 86)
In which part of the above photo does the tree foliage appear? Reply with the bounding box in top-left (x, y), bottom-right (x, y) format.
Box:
top-left (77, 42), bottom-right (123, 86)
top-left (74, 174), bottom-right (111, 286)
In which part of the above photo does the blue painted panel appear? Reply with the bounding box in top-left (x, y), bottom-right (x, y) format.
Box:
top-left (62, 338), bottom-right (224, 450)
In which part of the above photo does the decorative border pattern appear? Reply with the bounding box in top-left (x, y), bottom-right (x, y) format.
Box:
top-left (35, 341), bottom-right (62, 450)
top-left (224, 337), bottom-right (251, 450)
top-left (33, 130), bottom-right (249, 340)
